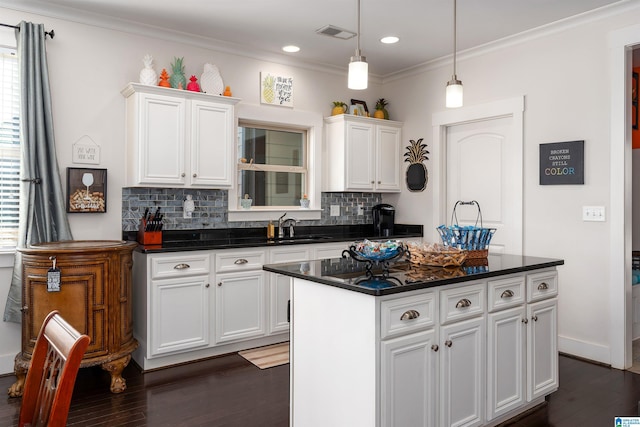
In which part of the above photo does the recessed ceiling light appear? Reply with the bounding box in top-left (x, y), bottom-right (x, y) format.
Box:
top-left (380, 36), bottom-right (399, 44)
top-left (282, 45), bottom-right (300, 53)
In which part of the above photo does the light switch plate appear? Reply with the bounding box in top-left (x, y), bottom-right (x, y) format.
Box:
top-left (583, 206), bottom-right (605, 222)
top-left (330, 205), bottom-right (340, 217)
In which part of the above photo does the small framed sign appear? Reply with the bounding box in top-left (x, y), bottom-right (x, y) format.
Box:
top-left (66, 167), bottom-right (107, 213)
top-left (539, 140), bottom-right (584, 185)
top-left (260, 72), bottom-right (293, 107)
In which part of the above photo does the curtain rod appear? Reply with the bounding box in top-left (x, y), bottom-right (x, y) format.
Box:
top-left (0, 23), bottom-right (55, 39)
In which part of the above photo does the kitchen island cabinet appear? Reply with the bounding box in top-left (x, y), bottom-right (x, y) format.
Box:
top-left (263, 254), bottom-right (563, 427)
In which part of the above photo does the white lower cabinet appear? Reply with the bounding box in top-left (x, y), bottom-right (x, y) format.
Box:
top-left (215, 270), bottom-right (266, 343)
top-left (381, 330), bottom-right (438, 427)
top-left (527, 298), bottom-right (558, 401)
top-left (440, 317), bottom-right (486, 427)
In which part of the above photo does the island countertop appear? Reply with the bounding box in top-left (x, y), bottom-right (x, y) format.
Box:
top-left (263, 253), bottom-right (564, 296)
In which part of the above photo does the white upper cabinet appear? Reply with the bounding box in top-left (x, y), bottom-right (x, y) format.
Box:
top-left (324, 114), bottom-right (402, 193)
top-left (122, 83), bottom-right (239, 188)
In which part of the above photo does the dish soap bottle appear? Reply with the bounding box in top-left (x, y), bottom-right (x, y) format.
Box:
top-left (267, 221), bottom-right (275, 239)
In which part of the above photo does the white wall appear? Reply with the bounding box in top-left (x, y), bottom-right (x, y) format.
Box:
top-left (386, 5), bottom-right (640, 364)
top-left (1, 3), bottom-right (639, 374)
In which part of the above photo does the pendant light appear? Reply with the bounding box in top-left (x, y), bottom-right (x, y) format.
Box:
top-left (446, 0), bottom-right (463, 108)
top-left (348, 0), bottom-right (368, 90)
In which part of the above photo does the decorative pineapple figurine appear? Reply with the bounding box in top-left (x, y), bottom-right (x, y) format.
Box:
top-left (404, 138), bottom-right (429, 192)
top-left (158, 68), bottom-right (171, 87)
top-left (374, 98), bottom-right (389, 119)
top-left (331, 101), bottom-right (347, 116)
top-left (169, 57), bottom-right (187, 89)
top-left (186, 75), bottom-right (200, 92)
top-left (200, 63), bottom-right (224, 95)
top-left (262, 74), bottom-right (276, 104)
top-left (139, 54), bottom-right (158, 86)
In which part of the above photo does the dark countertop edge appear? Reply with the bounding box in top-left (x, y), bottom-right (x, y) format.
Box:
top-left (263, 258), bottom-right (565, 296)
top-left (133, 231), bottom-right (423, 253)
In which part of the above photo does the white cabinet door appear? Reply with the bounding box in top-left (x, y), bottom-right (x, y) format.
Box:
top-left (527, 298), bottom-right (558, 401)
top-left (268, 247), bottom-right (311, 334)
top-left (150, 275), bottom-right (210, 357)
top-left (440, 317), bottom-right (485, 427)
top-left (487, 306), bottom-right (526, 421)
top-left (381, 329), bottom-right (438, 427)
top-left (376, 124), bottom-right (402, 191)
top-left (345, 121), bottom-right (375, 190)
top-left (134, 92), bottom-right (186, 186)
top-left (190, 100), bottom-right (234, 187)
top-left (215, 270), bottom-right (266, 343)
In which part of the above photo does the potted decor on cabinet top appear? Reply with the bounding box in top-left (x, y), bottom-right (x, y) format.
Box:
top-left (374, 98), bottom-right (389, 119)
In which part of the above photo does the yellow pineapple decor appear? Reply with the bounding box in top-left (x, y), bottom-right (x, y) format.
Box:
top-left (331, 101), bottom-right (347, 115)
top-left (262, 74), bottom-right (275, 104)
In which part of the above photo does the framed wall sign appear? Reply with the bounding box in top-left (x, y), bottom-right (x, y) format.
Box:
top-left (260, 72), bottom-right (293, 107)
top-left (66, 167), bottom-right (107, 213)
top-left (539, 140), bottom-right (584, 185)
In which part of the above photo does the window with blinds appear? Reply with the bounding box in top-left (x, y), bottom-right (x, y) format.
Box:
top-left (0, 48), bottom-right (20, 248)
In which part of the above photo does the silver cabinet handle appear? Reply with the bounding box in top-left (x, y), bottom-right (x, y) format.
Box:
top-left (444, 340), bottom-right (452, 348)
top-left (205, 283), bottom-right (210, 288)
top-left (217, 282), bottom-right (222, 287)
top-left (181, 172), bottom-right (186, 177)
top-left (193, 173), bottom-right (197, 178)
top-left (174, 263), bottom-right (190, 270)
top-left (234, 258), bottom-right (249, 265)
top-left (500, 290), bottom-right (514, 299)
top-left (431, 344), bottom-right (439, 352)
top-left (455, 298), bottom-right (472, 309)
top-left (538, 282), bottom-right (549, 290)
top-left (531, 315), bottom-right (538, 322)
top-left (400, 309), bottom-right (420, 321)
top-left (522, 318), bottom-right (528, 324)
top-left (378, 181), bottom-right (381, 184)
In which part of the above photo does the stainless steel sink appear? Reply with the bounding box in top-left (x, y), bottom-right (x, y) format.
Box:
top-left (272, 235), bottom-right (333, 244)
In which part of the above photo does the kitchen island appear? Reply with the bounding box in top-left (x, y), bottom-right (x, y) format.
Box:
top-left (263, 253), bottom-right (564, 427)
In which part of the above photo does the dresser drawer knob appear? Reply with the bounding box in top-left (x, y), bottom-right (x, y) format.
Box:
top-left (455, 298), bottom-right (472, 309)
top-left (537, 282), bottom-right (549, 290)
top-left (174, 263), bottom-right (190, 270)
top-left (234, 258), bottom-right (249, 265)
top-left (500, 290), bottom-right (514, 299)
top-left (400, 309), bottom-right (420, 321)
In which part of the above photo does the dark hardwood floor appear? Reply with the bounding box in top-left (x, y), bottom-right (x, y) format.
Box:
top-left (1, 353), bottom-right (639, 426)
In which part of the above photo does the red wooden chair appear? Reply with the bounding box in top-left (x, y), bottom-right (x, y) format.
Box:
top-left (18, 310), bottom-right (90, 427)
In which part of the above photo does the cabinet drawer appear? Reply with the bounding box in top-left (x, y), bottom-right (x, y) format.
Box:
top-left (381, 292), bottom-right (435, 339)
top-left (488, 275), bottom-right (525, 312)
top-left (440, 282), bottom-right (485, 324)
top-left (215, 250), bottom-right (266, 273)
top-left (151, 253), bottom-right (210, 279)
top-left (527, 270), bottom-right (558, 302)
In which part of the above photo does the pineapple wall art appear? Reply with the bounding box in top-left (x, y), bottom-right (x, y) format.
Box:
top-left (404, 138), bottom-right (429, 192)
top-left (260, 72), bottom-right (293, 107)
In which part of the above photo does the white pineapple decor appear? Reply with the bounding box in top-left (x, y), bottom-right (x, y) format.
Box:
top-left (139, 54), bottom-right (158, 86)
top-left (200, 63), bottom-right (224, 95)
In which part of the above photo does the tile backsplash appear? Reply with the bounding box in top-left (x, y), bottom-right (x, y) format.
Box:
top-left (122, 188), bottom-right (382, 231)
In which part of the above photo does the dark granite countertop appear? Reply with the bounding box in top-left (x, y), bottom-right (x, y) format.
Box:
top-left (125, 224), bottom-right (423, 253)
top-left (263, 253), bottom-right (564, 296)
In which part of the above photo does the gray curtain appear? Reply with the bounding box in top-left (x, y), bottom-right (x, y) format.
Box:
top-left (3, 22), bottom-right (73, 323)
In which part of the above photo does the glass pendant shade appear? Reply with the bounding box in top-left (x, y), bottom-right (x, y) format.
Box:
top-left (446, 77), bottom-right (463, 108)
top-left (348, 56), bottom-right (368, 90)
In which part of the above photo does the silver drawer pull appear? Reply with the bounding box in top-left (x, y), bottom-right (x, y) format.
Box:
top-left (531, 315), bottom-right (538, 322)
top-left (500, 290), bottom-right (514, 299)
top-left (234, 258), bottom-right (249, 265)
top-left (455, 298), bottom-right (472, 309)
top-left (431, 344), bottom-right (439, 352)
top-left (173, 263), bottom-right (190, 270)
top-left (400, 309), bottom-right (420, 321)
top-left (522, 318), bottom-right (528, 324)
top-left (537, 282), bottom-right (549, 290)
top-left (444, 340), bottom-right (452, 348)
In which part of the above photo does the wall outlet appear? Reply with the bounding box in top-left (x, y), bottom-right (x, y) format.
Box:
top-left (357, 205), bottom-right (364, 216)
top-left (582, 206), bottom-right (605, 222)
top-left (330, 205), bottom-right (340, 217)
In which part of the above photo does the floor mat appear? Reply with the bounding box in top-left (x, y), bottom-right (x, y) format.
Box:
top-left (238, 342), bottom-right (289, 369)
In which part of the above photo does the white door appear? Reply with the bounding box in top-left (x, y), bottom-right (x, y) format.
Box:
top-left (445, 115), bottom-right (522, 255)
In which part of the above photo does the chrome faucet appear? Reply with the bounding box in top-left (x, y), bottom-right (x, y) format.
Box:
top-left (278, 213), bottom-right (298, 238)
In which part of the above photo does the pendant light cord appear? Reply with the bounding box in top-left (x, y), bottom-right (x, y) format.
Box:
top-left (356, 0), bottom-right (361, 56)
top-left (452, 0), bottom-right (457, 77)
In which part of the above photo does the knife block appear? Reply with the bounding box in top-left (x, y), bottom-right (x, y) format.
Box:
top-left (137, 220), bottom-right (162, 245)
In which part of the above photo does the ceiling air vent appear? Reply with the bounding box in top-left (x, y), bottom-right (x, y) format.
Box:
top-left (316, 25), bottom-right (356, 40)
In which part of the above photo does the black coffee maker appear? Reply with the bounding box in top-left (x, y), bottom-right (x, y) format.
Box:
top-left (372, 204), bottom-right (395, 237)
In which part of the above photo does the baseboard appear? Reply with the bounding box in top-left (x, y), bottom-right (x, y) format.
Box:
top-left (558, 334), bottom-right (610, 365)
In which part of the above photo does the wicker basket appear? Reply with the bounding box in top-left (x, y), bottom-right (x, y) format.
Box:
top-left (437, 200), bottom-right (496, 259)
top-left (407, 242), bottom-right (467, 267)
